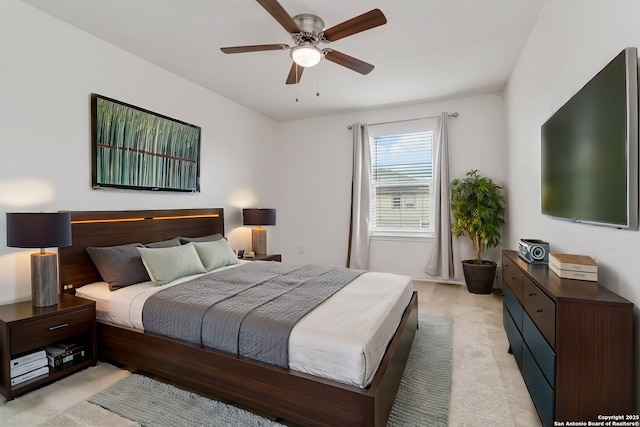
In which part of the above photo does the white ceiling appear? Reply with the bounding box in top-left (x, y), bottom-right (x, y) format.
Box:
top-left (22, 0), bottom-right (544, 121)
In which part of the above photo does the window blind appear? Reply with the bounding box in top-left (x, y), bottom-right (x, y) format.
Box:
top-left (370, 131), bottom-right (433, 233)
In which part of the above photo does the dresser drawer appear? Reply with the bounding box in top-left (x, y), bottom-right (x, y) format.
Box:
top-left (502, 254), bottom-right (524, 304)
top-left (523, 311), bottom-right (556, 386)
top-left (11, 307), bottom-right (94, 355)
top-left (503, 283), bottom-right (523, 332)
top-left (523, 277), bottom-right (556, 348)
top-left (523, 345), bottom-right (555, 427)
top-left (504, 307), bottom-right (523, 368)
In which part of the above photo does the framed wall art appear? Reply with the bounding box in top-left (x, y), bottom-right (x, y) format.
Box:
top-left (91, 94), bottom-right (201, 192)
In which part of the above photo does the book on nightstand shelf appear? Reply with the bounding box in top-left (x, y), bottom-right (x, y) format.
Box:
top-left (549, 253), bottom-right (598, 281)
top-left (45, 342), bottom-right (86, 367)
top-left (10, 357), bottom-right (48, 378)
top-left (10, 350), bottom-right (48, 379)
top-left (10, 365), bottom-right (49, 386)
top-left (10, 349), bottom-right (46, 370)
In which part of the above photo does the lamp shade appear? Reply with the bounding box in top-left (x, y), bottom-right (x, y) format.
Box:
top-left (243, 209), bottom-right (276, 226)
top-left (6, 212), bottom-right (72, 248)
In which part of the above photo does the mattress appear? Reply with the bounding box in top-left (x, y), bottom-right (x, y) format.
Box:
top-left (76, 262), bottom-right (413, 388)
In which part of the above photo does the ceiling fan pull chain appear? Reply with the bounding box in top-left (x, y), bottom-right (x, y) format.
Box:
top-left (296, 66), bottom-right (300, 102)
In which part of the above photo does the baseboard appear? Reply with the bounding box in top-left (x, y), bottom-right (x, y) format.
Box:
top-left (411, 277), bottom-right (465, 285)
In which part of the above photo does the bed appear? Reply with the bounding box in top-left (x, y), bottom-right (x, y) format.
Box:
top-left (58, 208), bottom-right (418, 427)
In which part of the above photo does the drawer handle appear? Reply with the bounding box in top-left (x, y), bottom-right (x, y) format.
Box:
top-left (528, 292), bottom-right (536, 296)
top-left (48, 323), bottom-right (69, 331)
top-left (536, 309), bottom-right (543, 313)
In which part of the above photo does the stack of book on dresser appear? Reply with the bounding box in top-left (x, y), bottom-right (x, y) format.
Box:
top-left (549, 253), bottom-right (598, 281)
top-left (10, 350), bottom-right (49, 386)
top-left (44, 341), bottom-right (85, 368)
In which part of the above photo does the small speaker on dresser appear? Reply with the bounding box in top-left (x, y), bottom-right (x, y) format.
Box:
top-left (518, 239), bottom-right (550, 264)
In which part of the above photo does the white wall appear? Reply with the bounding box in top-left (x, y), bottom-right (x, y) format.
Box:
top-left (0, 0), bottom-right (279, 305)
top-left (504, 0), bottom-right (640, 409)
top-left (277, 94), bottom-right (505, 281)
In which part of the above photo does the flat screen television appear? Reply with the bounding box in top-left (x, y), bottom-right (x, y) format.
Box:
top-left (541, 47), bottom-right (639, 229)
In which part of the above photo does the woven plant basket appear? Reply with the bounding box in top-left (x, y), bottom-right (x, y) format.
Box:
top-left (461, 260), bottom-right (497, 294)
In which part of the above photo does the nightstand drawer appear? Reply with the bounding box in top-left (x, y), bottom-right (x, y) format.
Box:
top-left (11, 307), bottom-right (94, 355)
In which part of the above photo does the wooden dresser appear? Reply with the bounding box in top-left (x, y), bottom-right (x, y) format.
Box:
top-left (502, 250), bottom-right (634, 426)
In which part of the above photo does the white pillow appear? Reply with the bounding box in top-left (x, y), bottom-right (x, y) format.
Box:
top-left (193, 239), bottom-right (239, 271)
top-left (137, 242), bottom-right (206, 285)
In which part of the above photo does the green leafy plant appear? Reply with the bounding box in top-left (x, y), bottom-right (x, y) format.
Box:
top-left (450, 169), bottom-right (506, 264)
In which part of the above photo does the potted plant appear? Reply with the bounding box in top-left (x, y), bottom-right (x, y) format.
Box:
top-left (450, 169), bottom-right (506, 294)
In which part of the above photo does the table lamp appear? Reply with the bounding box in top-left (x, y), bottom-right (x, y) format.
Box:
top-left (6, 212), bottom-right (72, 307)
top-left (242, 209), bottom-right (276, 255)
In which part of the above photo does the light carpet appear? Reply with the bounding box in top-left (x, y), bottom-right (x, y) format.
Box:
top-left (42, 316), bottom-right (452, 427)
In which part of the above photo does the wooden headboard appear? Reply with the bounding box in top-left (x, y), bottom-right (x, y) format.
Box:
top-left (58, 208), bottom-right (225, 292)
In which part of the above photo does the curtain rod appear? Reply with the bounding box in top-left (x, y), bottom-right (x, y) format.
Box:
top-left (346, 112), bottom-right (459, 130)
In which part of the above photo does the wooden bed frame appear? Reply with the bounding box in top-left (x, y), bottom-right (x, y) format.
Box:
top-left (58, 208), bottom-right (418, 427)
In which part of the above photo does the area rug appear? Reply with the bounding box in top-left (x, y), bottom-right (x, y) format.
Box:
top-left (388, 316), bottom-right (452, 427)
top-left (51, 316), bottom-right (452, 427)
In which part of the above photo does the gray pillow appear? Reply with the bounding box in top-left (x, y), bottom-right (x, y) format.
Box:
top-left (179, 234), bottom-right (223, 244)
top-left (85, 243), bottom-right (150, 291)
top-left (145, 237), bottom-right (182, 248)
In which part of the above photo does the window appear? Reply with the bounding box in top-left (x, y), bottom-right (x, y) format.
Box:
top-left (392, 196), bottom-right (401, 210)
top-left (405, 194), bottom-right (415, 209)
top-left (369, 120), bottom-right (436, 235)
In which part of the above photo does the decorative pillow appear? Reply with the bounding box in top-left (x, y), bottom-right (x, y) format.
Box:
top-left (193, 239), bottom-right (239, 271)
top-left (145, 237), bottom-right (182, 248)
top-left (85, 243), bottom-right (150, 291)
top-left (179, 234), bottom-right (223, 244)
top-left (137, 242), bottom-right (206, 285)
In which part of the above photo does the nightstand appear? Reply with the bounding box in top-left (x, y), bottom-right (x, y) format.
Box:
top-left (245, 254), bottom-right (282, 262)
top-left (0, 294), bottom-right (97, 400)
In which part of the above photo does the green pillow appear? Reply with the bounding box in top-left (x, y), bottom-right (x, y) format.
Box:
top-left (193, 239), bottom-right (239, 271)
top-left (138, 242), bottom-right (206, 285)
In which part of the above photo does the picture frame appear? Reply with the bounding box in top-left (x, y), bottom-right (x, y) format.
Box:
top-left (91, 94), bottom-right (201, 193)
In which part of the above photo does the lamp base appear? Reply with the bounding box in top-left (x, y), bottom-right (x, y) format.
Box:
top-left (251, 227), bottom-right (267, 255)
top-left (31, 253), bottom-right (59, 307)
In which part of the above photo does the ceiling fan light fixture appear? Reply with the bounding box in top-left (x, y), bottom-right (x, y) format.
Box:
top-left (291, 45), bottom-right (322, 67)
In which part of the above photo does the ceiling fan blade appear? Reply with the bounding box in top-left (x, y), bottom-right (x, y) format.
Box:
top-left (322, 9), bottom-right (387, 42)
top-left (256, 0), bottom-right (301, 34)
top-left (221, 44), bottom-right (289, 54)
top-left (286, 62), bottom-right (304, 84)
top-left (324, 50), bottom-right (374, 75)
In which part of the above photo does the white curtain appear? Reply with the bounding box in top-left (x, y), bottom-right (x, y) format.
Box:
top-left (347, 123), bottom-right (372, 269)
top-left (426, 113), bottom-right (455, 279)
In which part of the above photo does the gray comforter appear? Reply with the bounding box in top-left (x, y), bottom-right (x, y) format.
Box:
top-left (142, 262), bottom-right (365, 367)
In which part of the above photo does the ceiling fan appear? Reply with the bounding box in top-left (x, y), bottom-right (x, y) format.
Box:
top-left (220, 0), bottom-right (387, 85)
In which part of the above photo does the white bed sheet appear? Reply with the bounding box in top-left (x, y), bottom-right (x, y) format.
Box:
top-left (76, 263), bottom-right (413, 388)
